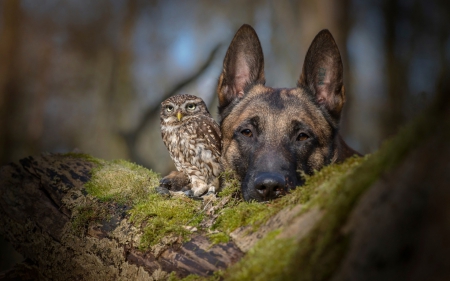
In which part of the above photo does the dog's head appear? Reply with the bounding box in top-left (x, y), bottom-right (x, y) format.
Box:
top-left (218, 24), bottom-right (352, 202)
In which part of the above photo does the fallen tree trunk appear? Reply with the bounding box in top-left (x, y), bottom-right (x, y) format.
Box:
top-left (1, 89), bottom-right (449, 280)
top-left (0, 154), bottom-right (245, 280)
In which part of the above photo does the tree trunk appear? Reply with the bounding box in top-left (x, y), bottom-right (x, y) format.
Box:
top-left (0, 0), bottom-right (22, 164)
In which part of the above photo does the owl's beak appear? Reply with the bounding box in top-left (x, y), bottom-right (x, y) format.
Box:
top-left (177, 111), bottom-right (183, 121)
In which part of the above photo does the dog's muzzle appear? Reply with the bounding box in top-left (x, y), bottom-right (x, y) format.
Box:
top-left (251, 172), bottom-right (288, 201)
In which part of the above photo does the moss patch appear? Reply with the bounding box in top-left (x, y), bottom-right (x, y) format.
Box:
top-left (85, 159), bottom-right (160, 205)
top-left (75, 156), bottom-right (205, 250)
top-left (168, 271), bottom-right (224, 281)
top-left (207, 232), bottom-right (230, 244)
top-left (213, 201), bottom-right (271, 233)
top-left (218, 170), bottom-right (241, 198)
top-left (64, 152), bottom-right (105, 166)
top-left (130, 193), bottom-right (204, 248)
top-left (224, 230), bottom-right (296, 281)
top-left (71, 203), bottom-right (109, 236)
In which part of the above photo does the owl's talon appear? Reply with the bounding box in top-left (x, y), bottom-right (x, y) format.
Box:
top-left (182, 190), bottom-right (204, 201)
top-left (159, 178), bottom-right (171, 189)
top-left (159, 177), bottom-right (170, 184)
top-left (155, 186), bottom-right (171, 197)
top-left (183, 190), bottom-right (194, 197)
top-left (204, 191), bottom-right (216, 196)
top-left (160, 171), bottom-right (191, 191)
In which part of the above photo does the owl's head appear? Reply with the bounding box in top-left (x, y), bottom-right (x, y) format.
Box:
top-left (160, 94), bottom-right (210, 125)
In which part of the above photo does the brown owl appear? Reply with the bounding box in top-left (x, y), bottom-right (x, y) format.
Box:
top-left (160, 94), bottom-right (222, 196)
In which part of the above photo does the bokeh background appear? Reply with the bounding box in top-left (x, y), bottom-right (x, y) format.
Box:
top-left (0, 0), bottom-right (449, 271)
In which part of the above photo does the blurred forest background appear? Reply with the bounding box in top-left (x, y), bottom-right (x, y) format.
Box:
top-left (0, 0), bottom-right (449, 272)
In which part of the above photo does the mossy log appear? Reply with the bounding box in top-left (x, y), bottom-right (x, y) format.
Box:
top-left (0, 154), bottom-right (247, 280)
top-left (1, 91), bottom-right (450, 280)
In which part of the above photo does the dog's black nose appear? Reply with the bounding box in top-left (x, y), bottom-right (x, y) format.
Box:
top-left (254, 173), bottom-right (287, 199)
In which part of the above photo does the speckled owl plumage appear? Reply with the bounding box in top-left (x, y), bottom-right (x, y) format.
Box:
top-left (160, 94), bottom-right (222, 196)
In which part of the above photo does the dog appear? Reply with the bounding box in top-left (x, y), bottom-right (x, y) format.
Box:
top-left (160, 24), bottom-right (359, 202)
top-left (216, 24), bottom-right (359, 202)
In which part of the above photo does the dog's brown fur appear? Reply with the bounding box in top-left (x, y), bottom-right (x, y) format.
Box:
top-left (217, 24), bottom-right (359, 201)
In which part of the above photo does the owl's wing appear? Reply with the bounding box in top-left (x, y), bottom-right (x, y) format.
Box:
top-left (196, 115), bottom-right (222, 157)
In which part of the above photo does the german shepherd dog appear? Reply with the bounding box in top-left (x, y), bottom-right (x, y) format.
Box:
top-left (161, 24), bottom-right (359, 202)
top-left (217, 24), bottom-right (359, 202)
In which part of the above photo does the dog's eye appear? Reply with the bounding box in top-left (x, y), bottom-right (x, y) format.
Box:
top-left (166, 105), bottom-right (174, 112)
top-left (241, 129), bottom-right (253, 138)
top-left (186, 103), bottom-right (196, 111)
top-left (297, 133), bottom-right (309, 141)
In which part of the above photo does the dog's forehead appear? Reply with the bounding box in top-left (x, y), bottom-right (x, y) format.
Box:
top-left (256, 86), bottom-right (310, 108)
top-left (221, 84), bottom-right (333, 141)
top-left (229, 85), bottom-right (317, 121)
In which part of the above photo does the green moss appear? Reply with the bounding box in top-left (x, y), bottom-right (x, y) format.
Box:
top-left (224, 230), bottom-right (296, 281)
top-left (168, 274), bottom-right (207, 281)
top-left (208, 232), bottom-right (230, 244)
top-left (71, 204), bottom-right (109, 236)
top-left (78, 157), bottom-right (204, 249)
top-left (63, 152), bottom-right (105, 166)
top-left (85, 159), bottom-right (160, 205)
top-left (290, 155), bottom-right (367, 210)
top-left (218, 170), bottom-right (241, 198)
top-left (213, 171), bottom-right (273, 234)
top-left (172, 271), bottom-right (224, 281)
top-left (130, 193), bottom-right (204, 248)
top-left (167, 271), bottom-right (223, 281)
top-left (213, 201), bottom-right (270, 232)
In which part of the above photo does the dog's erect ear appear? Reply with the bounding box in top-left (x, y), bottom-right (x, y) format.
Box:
top-left (218, 24), bottom-right (265, 113)
top-left (298, 30), bottom-right (345, 121)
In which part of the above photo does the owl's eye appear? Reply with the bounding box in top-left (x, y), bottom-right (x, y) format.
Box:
top-left (166, 105), bottom-right (174, 112)
top-left (241, 129), bottom-right (253, 138)
top-left (186, 103), bottom-right (196, 111)
top-left (296, 132), bottom-right (309, 141)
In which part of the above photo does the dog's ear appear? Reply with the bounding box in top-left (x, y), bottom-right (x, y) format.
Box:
top-left (298, 30), bottom-right (345, 121)
top-left (218, 24), bottom-right (265, 114)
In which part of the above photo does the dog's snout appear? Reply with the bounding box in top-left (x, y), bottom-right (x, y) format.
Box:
top-left (254, 173), bottom-right (287, 199)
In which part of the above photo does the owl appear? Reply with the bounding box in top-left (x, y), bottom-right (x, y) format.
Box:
top-left (160, 94), bottom-right (222, 196)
